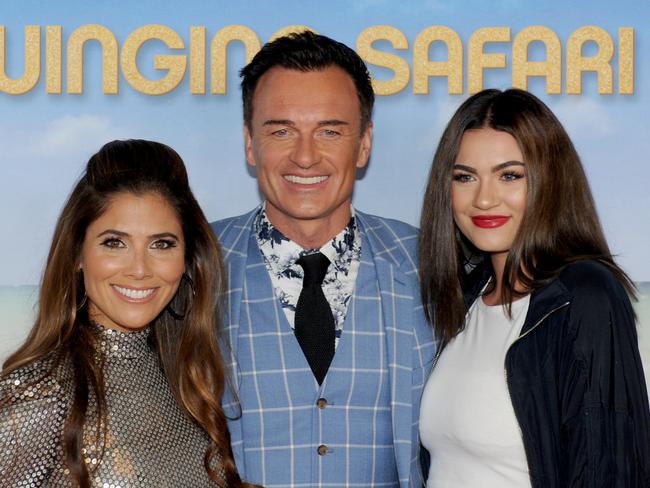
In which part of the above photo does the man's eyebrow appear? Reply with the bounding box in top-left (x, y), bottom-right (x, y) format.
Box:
top-left (262, 119), bottom-right (295, 127)
top-left (317, 120), bottom-right (349, 127)
top-left (261, 119), bottom-right (350, 127)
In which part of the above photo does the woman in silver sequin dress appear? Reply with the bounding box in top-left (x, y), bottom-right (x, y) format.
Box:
top-left (0, 140), bottom-right (258, 488)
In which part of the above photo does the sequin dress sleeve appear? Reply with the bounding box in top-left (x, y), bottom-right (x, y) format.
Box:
top-left (1, 324), bottom-right (222, 487)
top-left (0, 359), bottom-right (70, 486)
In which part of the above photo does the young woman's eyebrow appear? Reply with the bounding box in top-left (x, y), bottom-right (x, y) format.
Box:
top-left (492, 161), bottom-right (525, 172)
top-left (452, 163), bottom-right (476, 174)
top-left (452, 161), bottom-right (525, 174)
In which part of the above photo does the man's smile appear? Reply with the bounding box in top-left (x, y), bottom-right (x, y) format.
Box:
top-left (283, 175), bottom-right (329, 185)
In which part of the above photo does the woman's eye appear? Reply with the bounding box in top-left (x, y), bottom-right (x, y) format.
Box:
top-left (151, 239), bottom-right (176, 250)
top-left (100, 238), bottom-right (125, 249)
top-left (501, 171), bottom-right (525, 182)
top-left (453, 173), bottom-right (473, 183)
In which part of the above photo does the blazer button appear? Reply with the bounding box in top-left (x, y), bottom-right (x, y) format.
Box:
top-left (316, 398), bottom-right (328, 409)
top-left (317, 444), bottom-right (328, 456)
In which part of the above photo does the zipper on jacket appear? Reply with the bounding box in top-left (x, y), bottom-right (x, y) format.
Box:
top-left (511, 301), bottom-right (570, 347)
top-left (503, 300), bottom-right (570, 486)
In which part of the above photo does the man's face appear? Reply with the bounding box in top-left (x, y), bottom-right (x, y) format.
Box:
top-left (244, 66), bottom-right (372, 239)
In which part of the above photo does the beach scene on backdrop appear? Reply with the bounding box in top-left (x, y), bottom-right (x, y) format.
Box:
top-left (2, 284), bottom-right (650, 395)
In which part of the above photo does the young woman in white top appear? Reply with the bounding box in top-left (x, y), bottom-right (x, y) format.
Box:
top-left (418, 89), bottom-right (650, 487)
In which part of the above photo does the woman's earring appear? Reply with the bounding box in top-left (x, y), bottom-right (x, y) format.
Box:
top-left (76, 268), bottom-right (87, 311)
top-left (77, 292), bottom-right (88, 311)
top-left (167, 273), bottom-right (196, 320)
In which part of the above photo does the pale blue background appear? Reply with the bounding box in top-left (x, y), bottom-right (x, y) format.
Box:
top-left (1, 0), bottom-right (649, 382)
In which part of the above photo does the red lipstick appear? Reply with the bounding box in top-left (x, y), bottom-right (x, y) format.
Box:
top-left (471, 215), bottom-right (510, 228)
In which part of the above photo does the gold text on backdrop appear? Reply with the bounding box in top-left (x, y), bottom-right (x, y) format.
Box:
top-left (0, 24), bottom-right (634, 95)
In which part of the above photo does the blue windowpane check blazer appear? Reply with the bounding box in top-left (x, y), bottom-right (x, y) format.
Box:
top-left (212, 207), bottom-right (437, 487)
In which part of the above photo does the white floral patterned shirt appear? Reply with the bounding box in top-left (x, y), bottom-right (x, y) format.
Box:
top-left (254, 204), bottom-right (361, 346)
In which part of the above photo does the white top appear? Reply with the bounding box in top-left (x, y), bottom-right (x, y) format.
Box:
top-left (419, 294), bottom-right (532, 488)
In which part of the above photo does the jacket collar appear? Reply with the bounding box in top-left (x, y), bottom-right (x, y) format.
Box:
top-left (465, 264), bottom-right (572, 336)
top-left (523, 278), bottom-right (571, 335)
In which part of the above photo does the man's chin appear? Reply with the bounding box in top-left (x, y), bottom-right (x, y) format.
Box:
top-left (267, 204), bottom-right (349, 223)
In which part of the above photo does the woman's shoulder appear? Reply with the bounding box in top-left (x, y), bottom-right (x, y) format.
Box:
top-left (0, 355), bottom-right (72, 480)
top-left (556, 260), bottom-right (630, 304)
top-left (1, 353), bottom-right (73, 408)
top-left (553, 260), bottom-right (636, 344)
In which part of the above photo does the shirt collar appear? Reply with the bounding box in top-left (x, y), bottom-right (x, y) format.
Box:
top-left (255, 203), bottom-right (357, 272)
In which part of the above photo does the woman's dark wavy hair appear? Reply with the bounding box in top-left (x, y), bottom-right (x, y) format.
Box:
top-left (1, 140), bottom-right (256, 487)
top-left (419, 88), bottom-right (635, 343)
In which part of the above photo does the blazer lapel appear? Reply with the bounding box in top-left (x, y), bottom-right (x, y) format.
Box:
top-left (358, 215), bottom-right (414, 488)
top-left (219, 211), bottom-right (258, 379)
top-left (215, 210), bottom-right (258, 465)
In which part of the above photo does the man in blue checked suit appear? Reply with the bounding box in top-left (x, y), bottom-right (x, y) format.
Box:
top-left (212, 31), bottom-right (437, 488)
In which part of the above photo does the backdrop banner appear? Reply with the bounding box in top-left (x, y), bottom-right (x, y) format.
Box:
top-left (1, 1), bottom-right (648, 392)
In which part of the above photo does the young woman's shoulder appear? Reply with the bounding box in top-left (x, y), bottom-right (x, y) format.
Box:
top-left (557, 260), bottom-right (630, 306)
top-left (553, 260), bottom-right (639, 363)
top-left (553, 262), bottom-right (650, 486)
top-left (551, 260), bottom-right (637, 350)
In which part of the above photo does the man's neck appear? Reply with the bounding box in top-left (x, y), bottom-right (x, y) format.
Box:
top-left (265, 206), bottom-right (352, 250)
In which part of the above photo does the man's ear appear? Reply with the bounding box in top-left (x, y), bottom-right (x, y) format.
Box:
top-left (356, 121), bottom-right (373, 169)
top-left (244, 125), bottom-right (256, 167)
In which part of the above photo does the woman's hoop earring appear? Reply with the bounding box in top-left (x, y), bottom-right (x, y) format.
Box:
top-left (76, 268), bottom-right (88, 311)
top-left (77, 292), bottom-right (88, 311)
top-left (167, 273), bottom-right (196, 320)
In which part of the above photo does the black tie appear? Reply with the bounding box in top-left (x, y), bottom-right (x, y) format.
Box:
top-left (295, 252), bottom-right (336, 385)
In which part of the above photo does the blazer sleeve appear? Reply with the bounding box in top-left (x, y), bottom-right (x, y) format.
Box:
top-left (0, 368), bottom-right (68, 485)
top-left (561, 266), bottom-right (650, 487)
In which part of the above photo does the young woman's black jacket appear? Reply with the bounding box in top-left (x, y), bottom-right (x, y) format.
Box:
top-left (463, 259), bottom-right (650, 487)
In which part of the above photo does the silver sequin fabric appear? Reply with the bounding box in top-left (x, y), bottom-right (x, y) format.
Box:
top-left (0, 324), bottom-right (222, 487)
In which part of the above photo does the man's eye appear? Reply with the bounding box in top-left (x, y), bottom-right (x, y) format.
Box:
top-left (321, 129), bottom-right (340, 137)
top-left (101, 238), bottom-right (125, 249)
top-left (272, 128), bottom-right (289, 137)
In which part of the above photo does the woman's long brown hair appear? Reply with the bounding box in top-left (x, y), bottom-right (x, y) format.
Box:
top-left (419, 89), bottom-right (635, 344)
top-left (1, 140), bottom-right (256, 487)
